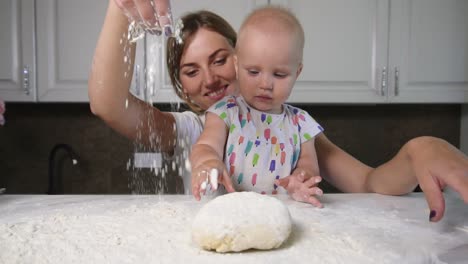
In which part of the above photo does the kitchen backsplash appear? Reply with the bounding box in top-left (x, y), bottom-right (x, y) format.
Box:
top-left (0, 103), bottom-right (460, 194)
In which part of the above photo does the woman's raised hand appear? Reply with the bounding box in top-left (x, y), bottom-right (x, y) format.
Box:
top-left (114, 0), bottom-right (173, 36)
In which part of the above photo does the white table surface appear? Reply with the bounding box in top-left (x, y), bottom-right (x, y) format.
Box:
top-left (1, 192), bottom-right (467, 264)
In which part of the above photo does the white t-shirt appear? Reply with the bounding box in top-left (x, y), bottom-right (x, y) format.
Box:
top-left (171, 111), bottom-right (205, 194)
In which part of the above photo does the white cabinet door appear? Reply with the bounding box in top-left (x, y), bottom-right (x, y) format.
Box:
top-left (0, 0), bottom-right (35, 102)
top-left (388, 0), bottom-right (468, 103)
top-left (271, 0), bottom-right (389, 103)
top-left (146, 0), bottom-right (268, 103)
top-left (35, 0), bottom-right (107, 102)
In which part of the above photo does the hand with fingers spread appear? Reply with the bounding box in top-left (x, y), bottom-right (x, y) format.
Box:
top-left (276, 171), bottom-right (324, 208)
top-left (114, 0), bottom-right (173, 36)
top-left (191, 159), bottom-right (236, 201)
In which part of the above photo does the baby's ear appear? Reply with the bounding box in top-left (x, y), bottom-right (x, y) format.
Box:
top-left (234, 55), bottom-right (239, 77)
top-left (296, 63), bottom-right (303, 78)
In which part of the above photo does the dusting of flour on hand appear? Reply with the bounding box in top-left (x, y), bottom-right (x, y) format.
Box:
top-left (192, 192), bottom-right (292, 252)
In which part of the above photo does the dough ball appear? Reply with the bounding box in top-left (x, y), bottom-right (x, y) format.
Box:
top-left (192, 192), bottom-right (292, 253)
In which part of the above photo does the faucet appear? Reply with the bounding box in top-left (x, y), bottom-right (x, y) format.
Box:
top-left (48, 143), bottom-right (79, 194)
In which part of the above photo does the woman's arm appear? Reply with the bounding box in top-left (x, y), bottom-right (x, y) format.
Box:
top-left (315, 133), bottom-right (418, 194)
top-left (366, 136), bottom-right (468, 221)
top-left (88, 0), bottom-right (176, 152)
top-left (316, 134), bottom-right (468, 221)
top-left (315, 133), bottom-right (373, 193)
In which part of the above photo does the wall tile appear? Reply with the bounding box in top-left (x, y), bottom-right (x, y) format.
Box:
top-left (0, 103), bottom-right (460, 194)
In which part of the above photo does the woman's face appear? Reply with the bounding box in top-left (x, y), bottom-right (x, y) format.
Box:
top-left (179, 28), bottom-right (238, 111)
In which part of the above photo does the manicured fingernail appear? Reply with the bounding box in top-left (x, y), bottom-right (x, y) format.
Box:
top-left (316, 189), bottom-right (323, 196)
top-left (315, 177), bottom-right (321, 183)
top-left (164, 25), bottom-right (173, 37)
top-left (429, 210), bottom-right (437, 221)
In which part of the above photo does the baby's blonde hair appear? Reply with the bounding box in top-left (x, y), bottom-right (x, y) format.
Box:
top-left (237, 5), bottom-right (304, 60)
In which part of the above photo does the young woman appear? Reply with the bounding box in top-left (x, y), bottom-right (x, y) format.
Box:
top-left (89, 0), bottom-right (468, 222)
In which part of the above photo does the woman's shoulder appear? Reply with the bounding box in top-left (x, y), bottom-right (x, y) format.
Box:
top-left (171, 110), bottom-right (205, 149)
top-left (171, 110), bottom-right (204, 128)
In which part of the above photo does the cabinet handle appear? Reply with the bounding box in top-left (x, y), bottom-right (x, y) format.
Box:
top-left (23, 65), bottom-right (30, 95)
top-left (394, 67), bottom-right (399, 96)
top-left (381, 67), bottom-right (387, 96)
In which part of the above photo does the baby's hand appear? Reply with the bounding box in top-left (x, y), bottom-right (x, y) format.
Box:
top-left (275, 170), bottom-right (324, 208)
top-left (191, 159), bottom-right (235, 201)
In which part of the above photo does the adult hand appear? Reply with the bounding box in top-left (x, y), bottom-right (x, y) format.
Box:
top-left (191, 159), bottom-right (236, 201)
top-left (114, 0), bottom-right (173, 36)
top-left (0, 98), bottom-right (5, 126)
top-left (276, 170), bottom-right (324, 208)
top-left (410, 137), bottom-right (468, 222)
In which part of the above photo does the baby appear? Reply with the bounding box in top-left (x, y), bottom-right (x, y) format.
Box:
top-left (190, 6), bottom-right (324, 206)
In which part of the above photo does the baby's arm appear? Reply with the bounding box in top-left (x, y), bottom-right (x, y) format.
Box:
top-left (190, 112), bottom-right (235, 200)
top-left (276, 138), bottom-right (324, 207)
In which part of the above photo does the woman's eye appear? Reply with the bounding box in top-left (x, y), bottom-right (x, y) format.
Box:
top-left (185, 70), bottom-right (198, 77)
top-left (214, 58), bottom-right (227, 65)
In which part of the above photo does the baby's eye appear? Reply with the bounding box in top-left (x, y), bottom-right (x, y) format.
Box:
top-left (247, 70), bottom-right (259, 76)
top-left (274, 72), bottom-right (288, 78)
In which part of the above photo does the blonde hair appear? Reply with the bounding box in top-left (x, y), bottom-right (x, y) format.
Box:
top-left (237, 6), bottom-right (304, 60)
top-left (166, 11), bottom-right (237, 114)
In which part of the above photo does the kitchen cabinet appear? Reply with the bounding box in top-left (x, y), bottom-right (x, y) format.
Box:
top-left (388, 0), bottom-right (468, 103)
top-left (3, 1), bottom-right (467, 103)
top-left (0, 0), bottom-right (115, 102)
top-left (0, 0), bottom-right (35, 102)
top-left (271, 0), bottom-right (468, 103)
top-left (145, 0), bottom-right (268, 103)
top-left (35, 0), bottom-right (108, 102)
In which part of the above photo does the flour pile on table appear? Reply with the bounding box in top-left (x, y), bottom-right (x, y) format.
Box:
top-left (0, 195), bottom-right (466, 264)
top-left (192, 192), bottom-right (292, 252)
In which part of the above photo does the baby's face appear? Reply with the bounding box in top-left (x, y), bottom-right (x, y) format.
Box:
top-left (236, 28), bottom-right (302, 114)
